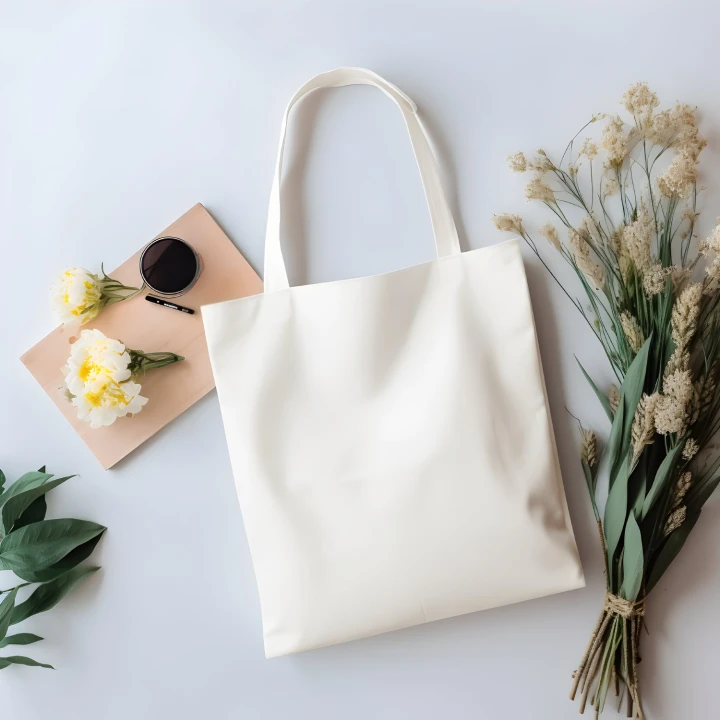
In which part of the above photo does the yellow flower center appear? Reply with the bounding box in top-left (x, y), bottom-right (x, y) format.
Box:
top-left (83, 380), bottom-right (131, 408)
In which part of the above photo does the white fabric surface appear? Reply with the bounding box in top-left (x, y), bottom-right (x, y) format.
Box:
top-left (4, 3), bottom-right (720, 718)
top-left (202, 68), bottom-right (583, 657)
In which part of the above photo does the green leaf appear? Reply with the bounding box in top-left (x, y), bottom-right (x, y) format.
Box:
top-left (11, 566), bottom-right (99, 626)
top-left (0, 633), bottom-right (42, 648)
top-left (13, 496), bottom-right (47, 531)
top-left (576, 359), bottom-right (614, 423)
top-left (622, 513), bottom-right (644, 601)
top-left (0, 470), bottom-right (5, 493)
top-left (17, 534), bottom-right (103, 583)
top-left (641, 443), bottom-right (684, 520)
top-left (620, 335), bottom-right (652, 443)
top-left (581, 460), bottom-right (600, 520)
top-left (0, 588), bottom-right (19, 642)
top-left (646, 511), bottom-right (700, 592)
top-left (0, 472), bottom-right (53, 508)
top-left (1, 476), bottom-right (74, 535)
top-left (0, 655), bottom-right (53, 670)
top-left (606, 401), bottom-right (625, 489)
top-left (0, 519), bottom-right (105, 579)
top-left (604, 454), bottom-right (631, 579)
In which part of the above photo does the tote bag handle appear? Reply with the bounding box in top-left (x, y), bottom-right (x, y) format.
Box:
top-left (263, 67), bottom-right (462, 293)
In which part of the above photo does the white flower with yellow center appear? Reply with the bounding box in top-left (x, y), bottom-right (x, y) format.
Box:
top-left (51, 266), bottom-right (140, 329)
top-left (63, 329), bottom-right (184, 428)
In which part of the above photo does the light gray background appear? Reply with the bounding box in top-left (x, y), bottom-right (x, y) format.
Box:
top-left (1, 2), bottom-right (718, 718)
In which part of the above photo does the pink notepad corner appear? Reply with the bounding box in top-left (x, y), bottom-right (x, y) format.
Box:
top-left (21, 203), bottom-right (263, 469)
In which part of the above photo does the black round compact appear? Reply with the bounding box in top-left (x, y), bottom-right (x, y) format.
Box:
top-left (139, 237), bottom-right (201, 297)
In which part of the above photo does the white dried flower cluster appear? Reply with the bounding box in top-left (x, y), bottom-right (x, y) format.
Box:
top-left (579, 138), bottom-right (599, 159)
top-left (672, 471), bottom-right (693, 509)
top-left (655, 369), bottom-right (694, 436)
top-left (669, 265), bottom-right (692, 290)
top-left (700, 219), bottom-right (720, 292)
top-left (506, 152), bottom-right (527, 173)
top-left (654, 103), bottom-right (706, 199)
top-left (604, 178), bottom-right (620, 196)
top-left (631, 392), bottom-right (660, 462)
top-left (682, 437), bottom-right (700, 460)
top-left (525, 176), bottom-right (555, 202)
top-left (647, 102), bottom-right (706, 156)
top-left (671, 282), bottom-right (703, 349)
top-left (622, 82), bottom-right (660, 128)
top-left (527, 150), bottom-right (554, 174)
top-left (569, 229), bottom-right (605, 290)
top-left (580, 428), bottom-right (598, 468)
top-left (608, 384), bottom-right (621, 413)
top-left (602, 115), bottom-right (630, 168)
top-left (579, 217), bottom-right (602, 247)
top-left (538, 222), bottom-right (561, 252)
top-left (697, 370), bottom-right (717, 414)
top-left (620, 312), bottom-right (645, 353)
top-left (622, 203), bottom-right (654, 272)
top-left (663, 505), bottom-right (687, 537)
top-left (681, 206), bottom-right (699, 224)
top-left (610, 225), bottom-right (634, 281)
top-left (657, 154), bottom-right (698, 199)
top-left (642, 263), bottom-right (670, 296)
top-left (492, 213), bottom-right (525, 235)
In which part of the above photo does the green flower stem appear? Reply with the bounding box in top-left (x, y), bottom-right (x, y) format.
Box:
top-left (99, 264), bottom-right (142, 306)
top-left (127, 349), bottom-right (185, 379)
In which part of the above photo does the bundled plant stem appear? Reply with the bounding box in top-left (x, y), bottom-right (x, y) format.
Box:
top-left (495, 82), bottom-right (720, 717)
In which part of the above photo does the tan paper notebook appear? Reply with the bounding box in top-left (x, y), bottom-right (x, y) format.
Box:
top-left (21, 203), bottom-right (263, 469)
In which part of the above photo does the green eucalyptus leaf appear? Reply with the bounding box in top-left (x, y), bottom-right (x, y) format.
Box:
top-left (630, 457), bottom-right (647, 516)
top-left (1, 476), bottom-right (74, 535)
top-left (0, 470), bottom-right (5, 493)
top-left (0, 633), bottom-right (42, 648)
top-left (622, 512), bottom-right (644, 601)
top-left (581, 460), bottom-right (600, 520)
top-left (0, 519), bottom-right (105, 578)
top-left (646, 511), bottom-right (700, 592)
top-left (0, 655), bottom-right (53, 670)
top-left (604, 453), bottom-right (631, 581)
top-left (0, 472), bottom-right (53, 508)
top-left (17, 534), bottom-right (104, 583)
top-left (576, 359), bottom-right (614, 423)
top-left (0, 588), bottom-right (19, 642)
top-left (13, 496), bottom-right (47, 531)
top-left (641, 443), bottom-right (684, 520)
top-left (620, 335), bottom-right (652, 445)
top-left (11, 566), bottom-right (99, 626)
top-left (606, 401), bottom-right (625, 489)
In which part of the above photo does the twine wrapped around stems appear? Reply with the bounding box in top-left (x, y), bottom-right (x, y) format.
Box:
top-left (570, 521), bottom-right (647, 718)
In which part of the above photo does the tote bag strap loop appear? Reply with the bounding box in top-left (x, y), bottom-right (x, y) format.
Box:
top-left (263, 67), bottom-right (462, 293)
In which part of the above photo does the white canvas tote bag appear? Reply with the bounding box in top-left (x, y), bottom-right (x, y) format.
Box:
top-left (202, 68), bottom-right (584, 658)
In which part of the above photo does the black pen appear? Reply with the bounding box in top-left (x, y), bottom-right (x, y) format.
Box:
top-left (145, 295), bottom-right (195, 314)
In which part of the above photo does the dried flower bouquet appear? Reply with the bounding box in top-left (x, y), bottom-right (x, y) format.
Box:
top-left (494, 83), bottom-right (720, 717)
